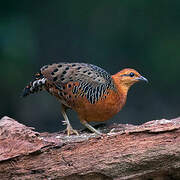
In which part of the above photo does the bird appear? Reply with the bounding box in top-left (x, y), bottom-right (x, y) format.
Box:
top-left (22, 62), bottom-right (148, 135)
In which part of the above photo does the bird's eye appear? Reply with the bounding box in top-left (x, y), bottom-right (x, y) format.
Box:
top-left (129, 72), bottom-right (134, 77)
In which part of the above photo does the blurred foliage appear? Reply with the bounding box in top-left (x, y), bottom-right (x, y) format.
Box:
top-left (0, 0), bottom-right (180, 132)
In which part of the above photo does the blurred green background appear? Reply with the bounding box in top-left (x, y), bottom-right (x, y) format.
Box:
top-left (1, 0), bottom-right (180, 132)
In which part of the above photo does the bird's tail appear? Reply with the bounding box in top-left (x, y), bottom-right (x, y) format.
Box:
top-left (22, 72), bottom-right (46, 97)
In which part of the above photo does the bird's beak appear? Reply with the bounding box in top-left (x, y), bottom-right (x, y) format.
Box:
top-left (136, 76), bottom-right (148, 83)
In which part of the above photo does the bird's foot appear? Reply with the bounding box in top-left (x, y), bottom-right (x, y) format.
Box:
top-left (66, 125), bottom-right (79, 136)
top-left (81, 121), bottom-right (102, 136)
top-left (93, 129), bottom-right (102, 136)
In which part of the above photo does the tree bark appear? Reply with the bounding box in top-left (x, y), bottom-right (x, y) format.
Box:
top-left (0, 116), bottom-right (180, 180)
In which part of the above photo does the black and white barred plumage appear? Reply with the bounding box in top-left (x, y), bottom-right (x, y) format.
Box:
top-left (22, 62), bottom-right (117, 104)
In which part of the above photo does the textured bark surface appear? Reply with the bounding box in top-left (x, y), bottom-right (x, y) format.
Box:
top-left (0, 116), bottom-right (180, 180)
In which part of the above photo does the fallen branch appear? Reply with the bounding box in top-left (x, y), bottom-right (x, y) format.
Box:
top-left (0, 116), bottom-right (180, 180)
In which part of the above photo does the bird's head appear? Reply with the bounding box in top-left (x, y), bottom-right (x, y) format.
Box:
top-left (112, 68), bottom-right (148, 91)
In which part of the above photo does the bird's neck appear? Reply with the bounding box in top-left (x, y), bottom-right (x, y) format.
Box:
top-left (111, 75), bottom-right (130, 102)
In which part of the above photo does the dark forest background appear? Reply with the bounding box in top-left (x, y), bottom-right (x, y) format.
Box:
top-left (1, 0), bottom-right (180, 132)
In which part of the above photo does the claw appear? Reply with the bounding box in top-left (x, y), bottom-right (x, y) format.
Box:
top-left (62, 120), bottom-right (67, 125)
top-left (81, 121), bottom-right (102, 135)
top-left (66, 125), bottom-right (79, 136)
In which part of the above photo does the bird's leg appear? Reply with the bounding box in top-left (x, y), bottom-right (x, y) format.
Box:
top-left (61, 104), bottom-right (79, 136)
top-left (81, 120), bottom-right (102, 135)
